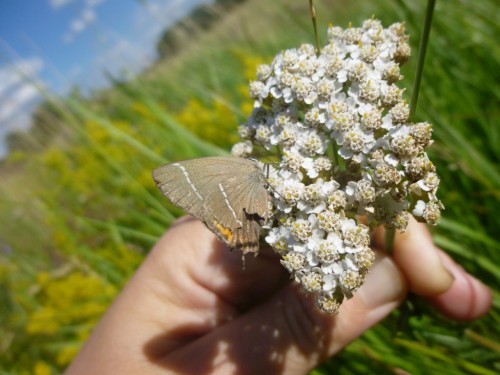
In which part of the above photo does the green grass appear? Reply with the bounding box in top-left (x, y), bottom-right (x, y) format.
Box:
top-left (0, 0), bottom-right (499, 373)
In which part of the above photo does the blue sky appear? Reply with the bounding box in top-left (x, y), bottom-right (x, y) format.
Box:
top-left (0, 0), bottom-right (211, 156)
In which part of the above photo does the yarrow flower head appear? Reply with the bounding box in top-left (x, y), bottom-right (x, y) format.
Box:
top-left (232, 19), bottom-right (443, 314)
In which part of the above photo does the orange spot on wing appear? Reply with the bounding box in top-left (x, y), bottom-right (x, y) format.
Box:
top-left (214, 221), bottom-right (233, 241)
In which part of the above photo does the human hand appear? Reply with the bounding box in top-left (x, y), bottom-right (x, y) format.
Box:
top-left (65, 217), bottom-right (491, 375)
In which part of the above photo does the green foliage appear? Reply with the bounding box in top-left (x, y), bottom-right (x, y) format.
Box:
top-left (0, 0), bottom-right (498, 373)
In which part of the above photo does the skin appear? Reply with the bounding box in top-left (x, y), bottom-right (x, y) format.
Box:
top-left (65, 217), bottom-right (491, 375)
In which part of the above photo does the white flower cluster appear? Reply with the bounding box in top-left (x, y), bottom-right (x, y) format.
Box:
top-left (232, 19), bottom-right (443, 314)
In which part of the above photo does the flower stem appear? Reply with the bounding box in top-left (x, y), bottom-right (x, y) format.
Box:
top-left (409, 0), bottom-right (436, 121)
top-left (384, 228), bottom-right (396, 254)
top-left (309, 0), bottom-right (321, 56)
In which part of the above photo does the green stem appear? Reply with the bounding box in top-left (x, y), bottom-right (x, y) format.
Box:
top-left (384, 228), bottom-right (396, 254)
top-left (309, 0), bottom-right (321, 56)
top-left (409, 0), bottom-right (436, 121)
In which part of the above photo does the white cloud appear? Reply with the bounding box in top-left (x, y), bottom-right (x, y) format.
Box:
top-left (70, 9), bottom-right (95, 33)
top-left (0, 85), bottom-right (39, 122)
top-left (49, 0), bottom-right (76, 9)
top-left (0, 57), bottom-right (43, 99)
top-left (0, 71), bottom-right (23, 98)
top-left (70, 19), bottom-right (85, 33)
top-left (82, 8), bottom-right (96, 23)
top-left (61, 0), bottom-right (104, 43)
top-left (0, 57), bottom-right (44, 156)
top-left (65, 7), bottom-right (97, 42)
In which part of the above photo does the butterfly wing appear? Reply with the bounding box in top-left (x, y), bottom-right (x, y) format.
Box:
top-left (153, 157), bottom-right (269, 253)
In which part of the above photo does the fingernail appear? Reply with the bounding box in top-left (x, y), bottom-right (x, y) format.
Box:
top-left (436, 253), bottom-right (459, 289)
top-left (358, 257), bottom-right (406, 309)
top-left (442, 263), bottom-right (456, 283)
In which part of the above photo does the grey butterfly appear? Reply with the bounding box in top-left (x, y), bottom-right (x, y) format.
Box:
top-left (152, 156), bottom-right (270, 254)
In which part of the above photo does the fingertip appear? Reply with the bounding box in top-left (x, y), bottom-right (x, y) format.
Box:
top-left (389, 219), bottom-right (454, 296)
top-left (428, 255), bottom-right (492, 321)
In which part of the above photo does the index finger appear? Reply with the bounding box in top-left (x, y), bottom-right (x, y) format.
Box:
top-left (373, 217), bottom-right (454, 296)
top-left (373, 217), bottom-right (491, 321)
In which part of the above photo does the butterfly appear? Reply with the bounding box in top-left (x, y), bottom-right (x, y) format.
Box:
top-left (153, 156), bottom-right (270, 254)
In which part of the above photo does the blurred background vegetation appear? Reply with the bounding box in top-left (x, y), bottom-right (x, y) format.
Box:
top-left (0, 0), bottom-right (499, 373)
